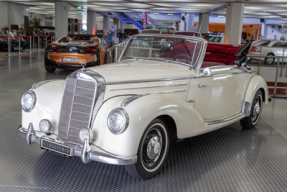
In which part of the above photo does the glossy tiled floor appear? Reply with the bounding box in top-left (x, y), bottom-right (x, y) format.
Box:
top-left (0, 53), bottom-right (287, 191)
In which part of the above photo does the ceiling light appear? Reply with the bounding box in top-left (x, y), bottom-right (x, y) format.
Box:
top-left (168, 13), bottom-right (174, 16)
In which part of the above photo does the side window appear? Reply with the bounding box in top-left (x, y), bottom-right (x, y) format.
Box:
top-left (272, 42), bottom-right (282, 47)
top-left (280, 43), bottom-right (287, 47)
top-left (260, 41), bottom-right (270, 46)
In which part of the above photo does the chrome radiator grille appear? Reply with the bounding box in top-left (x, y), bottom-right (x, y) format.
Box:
top-left (58, 76), bottom-right (96, 144)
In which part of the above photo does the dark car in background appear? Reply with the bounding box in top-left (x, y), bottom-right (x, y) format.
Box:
top-left (0, 31), bottom-right (26, 51)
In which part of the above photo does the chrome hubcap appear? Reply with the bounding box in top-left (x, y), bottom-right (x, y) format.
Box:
top-left (253, 102), bottom-right (260, 116)
top-left (252, 96), bottom-right (262, 123)
top-left (147, 136), bottom-right (162, 160)
top-left (142, 128), bottom-right (163, 167)
top-left (267, 57), bottom-right (273, 64)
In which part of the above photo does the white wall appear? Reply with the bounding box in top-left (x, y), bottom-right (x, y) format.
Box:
top-left (8, 3), bottom-right (29, 29)
top-left (0, 2), bottom-right (8, 29)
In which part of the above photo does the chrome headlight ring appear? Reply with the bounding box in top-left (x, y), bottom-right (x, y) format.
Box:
top-left (21, 90), bottom-right (36, 112)
top-left (107, 108), bottom-right (129, 135)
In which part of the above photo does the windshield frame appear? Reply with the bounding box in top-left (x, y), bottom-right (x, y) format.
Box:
top-left (118, 34), bottom-right (207, 72)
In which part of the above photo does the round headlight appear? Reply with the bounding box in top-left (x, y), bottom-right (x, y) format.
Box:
top-left (21, 90), bottom-right (36, 112)
top-left (79, 129), bottom-right (93, 143)
top-left (107, 108), bottom-right (129, 134)
top-left (39, 119), bottom-right (52, 133)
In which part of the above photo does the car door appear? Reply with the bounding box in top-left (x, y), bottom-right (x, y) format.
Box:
top-left (194, 67), bottom-right (252, 121)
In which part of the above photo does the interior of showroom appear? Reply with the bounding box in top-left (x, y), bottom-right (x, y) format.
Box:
top-left (0, 0), bottom-right (287, 191)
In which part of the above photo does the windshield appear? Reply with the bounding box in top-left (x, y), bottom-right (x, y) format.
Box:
top-left (121, 36), bottom-right (203, 66)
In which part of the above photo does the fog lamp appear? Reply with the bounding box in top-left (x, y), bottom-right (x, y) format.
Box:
top-left (39, 119), bottom-right (52, 133)
top-left (79, 129), bottom-right (93, 143)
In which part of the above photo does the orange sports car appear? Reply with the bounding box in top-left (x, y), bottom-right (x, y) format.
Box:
top-left (44, 34), bottom-right (113, 73)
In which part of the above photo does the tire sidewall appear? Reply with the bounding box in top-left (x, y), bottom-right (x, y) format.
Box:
top-left (135, 119), bottom-right (170, 179)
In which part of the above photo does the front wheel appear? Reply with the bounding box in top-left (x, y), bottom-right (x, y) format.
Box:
top-left (125, 119), bottom-right (170, 179)
top-left (240, 90), bottom-right (263, 129)
top-left (45, 65), bottom-right (56, 73)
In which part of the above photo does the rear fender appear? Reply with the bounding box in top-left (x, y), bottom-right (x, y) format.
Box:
top-left (244, 75), bottom-right (268, 104)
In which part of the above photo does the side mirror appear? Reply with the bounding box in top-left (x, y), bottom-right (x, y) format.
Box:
top-left (203, 68), bottom-right (212, 76)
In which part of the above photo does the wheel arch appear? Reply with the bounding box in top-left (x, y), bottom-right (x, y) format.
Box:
top-left (157, 115), bottom-right (177, 140)
top-left (244, 75), bottom-right (268, 105)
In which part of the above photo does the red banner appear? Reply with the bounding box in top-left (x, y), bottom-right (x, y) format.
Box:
top-left (142, 13), bottom-right (148, 29)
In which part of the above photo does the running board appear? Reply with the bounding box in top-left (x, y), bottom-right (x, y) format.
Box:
top-left (205, 113), bottom-right (245, 125)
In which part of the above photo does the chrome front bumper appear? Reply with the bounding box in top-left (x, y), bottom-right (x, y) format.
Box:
top-left (18, 123), bottom-right (137, 165)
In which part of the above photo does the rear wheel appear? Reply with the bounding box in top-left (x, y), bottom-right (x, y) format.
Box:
top-left (125, 119), bottom-right (170, 179)
top-left (264, 53), bottom-right (275, 65)
top-left (240, 90), bottom-right (263, 129)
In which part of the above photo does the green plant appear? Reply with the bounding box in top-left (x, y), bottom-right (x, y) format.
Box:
top-left (25, 17), bottom-right (41, 36)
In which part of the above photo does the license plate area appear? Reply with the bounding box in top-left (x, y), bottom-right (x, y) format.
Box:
top-left (41, 139), bottom-right (72, 156)
top-left (62, 58), bottom-right (79, 63)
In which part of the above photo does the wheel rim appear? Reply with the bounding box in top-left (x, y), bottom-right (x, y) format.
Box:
top-left (252, 95), bottom-right (262, 124)
top-left (142, 128), bottom-right (163, 168)
top-left (266, 56), bottom-right (273, 64)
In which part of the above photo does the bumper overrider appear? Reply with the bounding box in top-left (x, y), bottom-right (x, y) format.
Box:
top-left (17, 123), bottom-right (137, 165)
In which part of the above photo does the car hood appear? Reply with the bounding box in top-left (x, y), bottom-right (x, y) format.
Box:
top-left (88, 59), bottom-right (191, 84)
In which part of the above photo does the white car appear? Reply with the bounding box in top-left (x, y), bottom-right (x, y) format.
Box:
top-left (247, 40), bottom-right (287, 65)
top-left (18, 34), bottom-right (269, 179)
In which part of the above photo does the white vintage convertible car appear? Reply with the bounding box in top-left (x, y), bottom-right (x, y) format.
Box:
top-left (18, 34), bottom-right (269, 179)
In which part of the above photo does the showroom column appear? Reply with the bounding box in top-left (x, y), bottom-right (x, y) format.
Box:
top-left (103, 15), bottom-right (110, 36)
top-left (55, 1), bottom-right (68, 39)
top-left (87, 11), bottom-right (96, 35)
top-left (198, 13), bottom-right (209, 33)
top-left (224, 3), bottom-right (244, 45)
top-left (185, 14), bottom-right (194, 31)
top-left (121, 22), bottom-right (125, 33)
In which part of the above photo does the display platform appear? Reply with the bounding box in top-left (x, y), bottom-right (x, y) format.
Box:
top-left (0, 112), bottom-right (286, 191)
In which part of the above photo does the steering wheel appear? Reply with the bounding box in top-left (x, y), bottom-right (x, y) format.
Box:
top-left (173, 54), bottom-right (193, 62)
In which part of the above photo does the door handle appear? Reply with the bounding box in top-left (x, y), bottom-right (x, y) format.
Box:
top-left (198, 84), bottom-right (208, 88)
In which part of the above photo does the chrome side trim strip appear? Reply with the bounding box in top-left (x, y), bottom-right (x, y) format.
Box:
top-left (196, 71), bottom-right (249, 79)
top-left (109, 83), bottom-right (188, 91)
top-left (107, 72), bottom-right (250, 85)
top-left (106, 77), bottom-right (192, 85)
top-left (155, 89), bottom-right (186, 94)
top-left (205, 113), bottom-right (244, 125)
top-left (121, 94), bottom-right (150, 107)
top-left (178, 113), bottom-right (245, 139)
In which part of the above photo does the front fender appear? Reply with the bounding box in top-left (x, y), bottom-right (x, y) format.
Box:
top-left (22, 80), bottom-right (65, 131)
top-left (92, 94), bottom-right (205, 158)
top-left (244, 75), bottom-right (268, 104)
